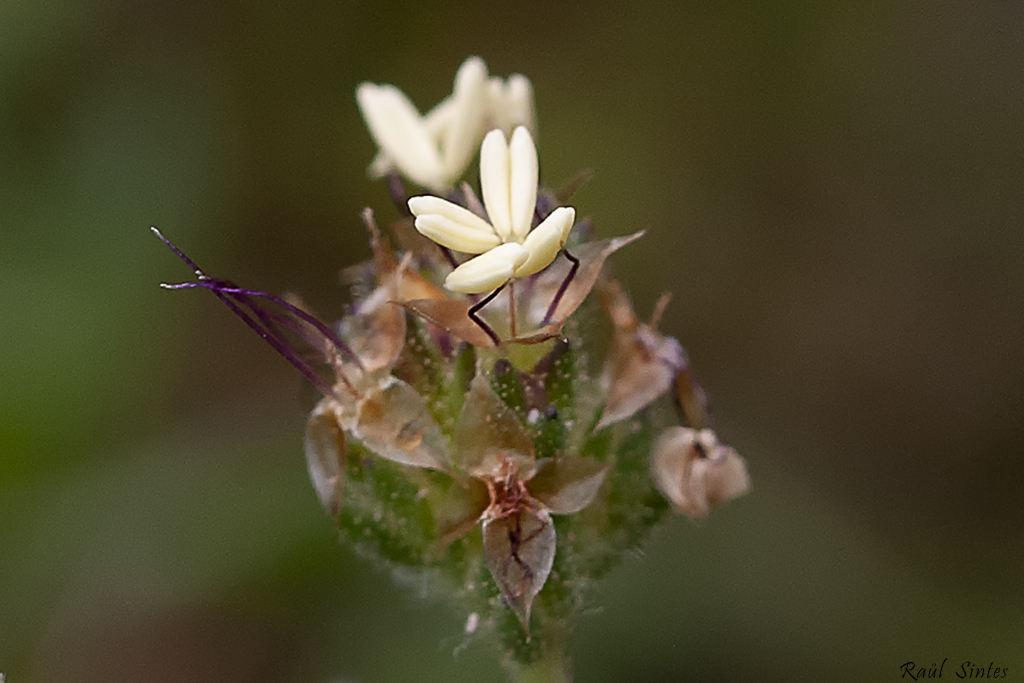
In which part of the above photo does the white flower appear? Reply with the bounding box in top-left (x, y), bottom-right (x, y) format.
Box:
top-left (357, 57), bottom-right (486, 192)
top-left (408, 127), bottom-right (576, 294)
top-left (356, 57), bottom-right (536, 194)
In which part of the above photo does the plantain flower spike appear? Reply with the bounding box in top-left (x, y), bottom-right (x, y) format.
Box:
top-left (159, 55), bottom-right (752, 677)
top-left (408, 126), bottom-right (575, 294)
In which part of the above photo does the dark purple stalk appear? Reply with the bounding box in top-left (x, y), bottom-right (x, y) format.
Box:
top-left (508, 279), bottom-right (518, 340)
top-left (386, 172), bottom-right (411, 216)
top-left (152, 227), bottom-right (362, 397)
top-left (468, 283), bottom-right (506, 347)
top-left (541, 248), bottom-right (580, 326)
top-left (170, 280), bottom-right (326, 361)
top-left (438, 245), bottom-right (460, 270)
top-left (163, 281), bottom-right (339, 398)
top-left (170, 281), bottom-right (361, 368)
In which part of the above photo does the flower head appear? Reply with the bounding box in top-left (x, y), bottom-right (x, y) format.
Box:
top-left (357, 57), bottom-right (535, 193)
top-left (159, 54), bottom-right (752, 665)
top-left (408, 126), bottom-right (575, 293)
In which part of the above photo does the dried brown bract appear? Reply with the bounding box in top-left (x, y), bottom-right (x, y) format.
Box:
top-left (596, 279), bottom-right (687, 430)
top-left (651, 426), bottom-right (751, 521)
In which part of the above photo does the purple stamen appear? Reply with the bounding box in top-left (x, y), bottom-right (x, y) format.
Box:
top-left (438, 244), bottom-right (460, 270)
top-left (541, 248), bottom-right (580, 326)
top-left (221, 288), bottom-right (360, 398)
top-left (386, 172), bottom-right (411, 216)
top-left (152, 226), bottom-right (205, 275)
top-left (169, 282), bottom-right (362, 369)
top-left (152, 227), bottom-right (363, 397)
top-left (164, 281), bottom-right (340, 398)
top-left (508, 279), bottom-right (518, 340)
top-left (211, 285), bottom-right (330, 362)
top-left (467, 283), bottom-right (506, 347)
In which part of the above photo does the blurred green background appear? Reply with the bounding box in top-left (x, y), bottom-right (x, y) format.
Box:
top-left (2, 1), bottom-right (1022, 681)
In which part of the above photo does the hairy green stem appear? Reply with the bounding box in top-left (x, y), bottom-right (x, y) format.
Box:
top-left (507, 636), bottom-right (571, 683)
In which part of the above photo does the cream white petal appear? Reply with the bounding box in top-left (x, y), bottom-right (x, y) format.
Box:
top-left (485, 78), bottom-right (507, 127)
top-left (408, 195), bottom-right (495, 235)
top-left (486, 75), bottom-right (536, 135)
top-left (504, 75), bottom-right (536, 135)
top-left (414, 214), bottom-right (502, 254)
top-left (486, 75), bottom-right (536, 136)
top-left (366, 151), bottom-right (393, 179)
top-left (514, 207), bottom-right (575, 277)
top-left (444, 242), bottom-right (529, 294)
top-left (442, 57), bottom-right (488, 182)
top-left (369, 97), bottom-right (453, 175)
top-left (508, 126), bottom-right (539, 241)
top-left (424, 96), bottom-right (456, 140)
top-left (356, 83), bottom-right (445, 191)
top-left (409, 195), bottom-right (499, 253)
top-left (480, 129), bottom-right (513, 240)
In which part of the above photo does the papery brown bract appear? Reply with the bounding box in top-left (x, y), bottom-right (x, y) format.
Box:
top-left (395, 262), bottom-right (449, 305)
top-left (341, 275), bottom-right (407, 375)
top-left (674, 366), bottom-right (711, 431)
top-left (336, 211), bottom-right (412, 375)
top-left (450, 374), bottom-right (553, 631)
top-left (651, 426), bottom-right (750, 520)
top-left (528, 231), bottom-right (645, 329)
top-left (482, 503), bottom-right (555, 635)
top-left (351, 377), bottom-right (451, 471)
top-left (399, 298), bottom-right (498, 349)
top-left (431, 475), bottom-right (490, 553)
top-left (595, 279), bottom-right (687, 430)
top-left (354, 208), bottom-right (400, 278)
top-left (527, 456), bottom-right (608, 515)
top-left (304, 405), bottom-right (349, 520)
top-left (300, 219), bottom-right (456, 474)
top-left (455, 372), bottom-right (536, 476)
top-left (443, 371), bottom-right (611, 633)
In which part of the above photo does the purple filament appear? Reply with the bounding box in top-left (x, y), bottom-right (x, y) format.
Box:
top-left (541, 248), bottom-right (580, 326)
top-left (386, 172), bottom-right (411, 216)
top-left (467, 283), bottom-right (506, 347)
top-left (165, 281), bottom-right (339, 398)
top-left (438, 244), bottom-right (460, 270)
top-left (151, 227), bottom-right (362, 399)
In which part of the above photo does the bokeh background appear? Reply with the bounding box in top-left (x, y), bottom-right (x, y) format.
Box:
top-left (2, 1), bottom-right (1022, 681)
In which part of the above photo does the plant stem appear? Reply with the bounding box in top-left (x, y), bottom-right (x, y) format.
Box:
top-left (506, 633), bottom-right (572, 683)
top-left (511, 658), bottom-right (571, 683)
